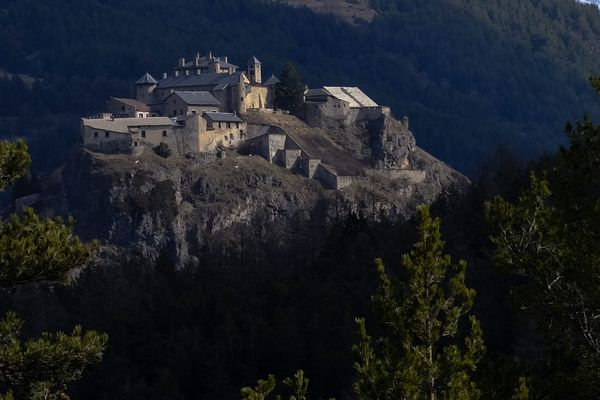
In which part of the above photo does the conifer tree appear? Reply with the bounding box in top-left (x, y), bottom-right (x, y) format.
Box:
top-left (485, 78), bottom-right (600, 397)
top-left (0, 140), bottom-right (107, 400)
top-left (241, 370), bottom-right (311, 400)
top-left (353, 205), bottom-right (485, 400)
top-left (274, 62), bottom-right (305, 116)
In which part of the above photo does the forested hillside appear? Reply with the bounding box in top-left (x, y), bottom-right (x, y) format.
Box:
top-left (1, 0), bottom-right (600, 173)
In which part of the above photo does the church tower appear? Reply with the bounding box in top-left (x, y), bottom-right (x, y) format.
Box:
top-left (247, 56), bottom-right (262, 84)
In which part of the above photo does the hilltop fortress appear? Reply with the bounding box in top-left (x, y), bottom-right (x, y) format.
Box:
top-left (81, 52), bottom-right (421, 190)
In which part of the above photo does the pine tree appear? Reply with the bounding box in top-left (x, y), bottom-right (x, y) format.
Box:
top-left (0, 140), bottom-right (107, 400)
top-left (274, 62), bottom-right (305, 116)
top-left (241, 370), bottom-right (312, 400)
top-left (353, 205), bottom-right (485, 400)
top-left (485, 78), bottom-right (600, 397)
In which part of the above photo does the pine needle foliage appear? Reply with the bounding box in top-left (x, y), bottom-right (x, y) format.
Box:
top-left (0, 141), bottom-right (31, 192)
top-left (485, 97), bottom-right (600, 396)
top-left (353, 205), bottom-right (485, 400)
top-left (274, 63), bottom-right (305, 116)
top-left (241, 370), bottom-right (314, 400)
top-left (0, 140), bottom-right (107, 399)
top-left (0, 312), bottom-right (107, 400)
top-left (0, 209), bottom-right (96, 287)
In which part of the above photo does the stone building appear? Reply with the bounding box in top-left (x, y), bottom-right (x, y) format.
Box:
top-left (133, 53), bottom-right (276, 114)
top-left (304, 86), bottom-right (385, 127)
top-left (108, 97), bottom-right (156, 118)
top-left (174, 52), bottom-right (238, 76)
top-left (161, 91), bottom-right (221, 117)
top-left (81, 112), bottom-right (246, 155)
top-left (81, 116), bottom-right (178, 154)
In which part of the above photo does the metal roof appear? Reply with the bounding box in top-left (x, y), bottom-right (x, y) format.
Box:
top-left (136, 72), bottom-right (158, 85)
top-left (204, 112), bottom-right (243, 123)
top-left (168, 91), bottom-right (221, 106)
top-left (322, 86), bottom-right (378, 108)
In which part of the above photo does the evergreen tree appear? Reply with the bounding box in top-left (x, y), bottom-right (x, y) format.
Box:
top-left (353, 205), bottom-right (485, 400)
top-left (274, 63), bottom-right (305, 116)
top-left (241, 370), bottom-right (311, 400)
top-left (0, 140), bottom-right (107, 400)
top-left (484, 78), bottom-right (600, 398)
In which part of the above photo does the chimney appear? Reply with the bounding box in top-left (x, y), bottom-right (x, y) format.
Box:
top-left (185, 70), bottom-right (190, 76)
top-left (163, 72), bottom-right (167, 79)
top-left (178, 57), bottom-right (186, 67)
top-left (224, 56), bottom-right (228, 63)
top-left (208, 51), bottom-right (213, 60)
top-left (175, 71), bottom-right (179, 77)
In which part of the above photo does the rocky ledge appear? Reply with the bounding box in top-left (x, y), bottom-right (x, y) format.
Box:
top-left (28, 138), bottom-right (466, 266)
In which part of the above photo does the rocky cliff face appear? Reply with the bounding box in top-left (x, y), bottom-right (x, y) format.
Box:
top-left (30, 139), bottom-right (467, 267)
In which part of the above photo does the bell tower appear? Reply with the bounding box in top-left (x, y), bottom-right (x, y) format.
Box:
top-left (247, 56), bottom-right (262, 84)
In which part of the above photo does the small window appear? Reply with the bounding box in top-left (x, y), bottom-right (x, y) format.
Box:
top-left (139, 113), bottom-right (143, 118)
top-left (224, 135), bottom-right (227, 141)
top-left (94, 132), bottom-right (98, 138)
top-left (218, 122), bottom-right (222, 128)
top-left (141, 130), bottom-right (146, 138)
top-left (105, 131), bottom-right (110, 138)
top-left (229, 133), bottom-right (233, 140)
top-left (227, 122), bottom-right (231, 129)
top-left (180, 109), bottom-right (183, 115)
top-left (121, 106), bottom-right (125, 111)
top-left (192, 110), bottom-right (197, 115)
top-left (236, 122), bottom-right (239, 128)
top-left (163, 130), bottom-right (167, 137)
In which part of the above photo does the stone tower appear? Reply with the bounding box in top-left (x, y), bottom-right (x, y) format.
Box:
top-left (247, 56), bottom-right (262, 84)
top-left (135, 72), bottom-right (158, 103)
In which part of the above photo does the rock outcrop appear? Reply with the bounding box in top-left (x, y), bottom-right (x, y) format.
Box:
top-left (29, 138), bottom-right (467, 267)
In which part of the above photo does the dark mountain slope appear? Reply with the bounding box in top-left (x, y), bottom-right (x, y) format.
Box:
top-left (1, 0), bottom-right (600, 174)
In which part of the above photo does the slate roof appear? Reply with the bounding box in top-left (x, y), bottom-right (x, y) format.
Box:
top-left (136, 72), bottom-right (158, 85)
top-left (156, 72), bottom-right (243, 90)
top-left (83, 117), bottom-right (175, 134)
top-left (168, 91), bottom-right (221, 106)
top-left (322, 86), bottom-right (378, 108)
top-left (248, 56), bottom-right (262, 65)
top-left (204, 112), bottom-right (243, 123)
top-left (111, 97), bottom-right (152, 112)
top-left (305, 88), bottom-right (330, 98)
top-left (264, 75), bottom-right (280, 86)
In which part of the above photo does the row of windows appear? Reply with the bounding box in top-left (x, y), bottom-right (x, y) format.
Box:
top-left (208, 122), bottom-right (241, 129)
top-left (93, 130), bottom-right (168, 138)
top-left (141, 130), bottom-right (168, 138)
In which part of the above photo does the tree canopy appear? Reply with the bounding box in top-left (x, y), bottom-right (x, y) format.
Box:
top-left (0, 140), bottom-right (106, 399)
